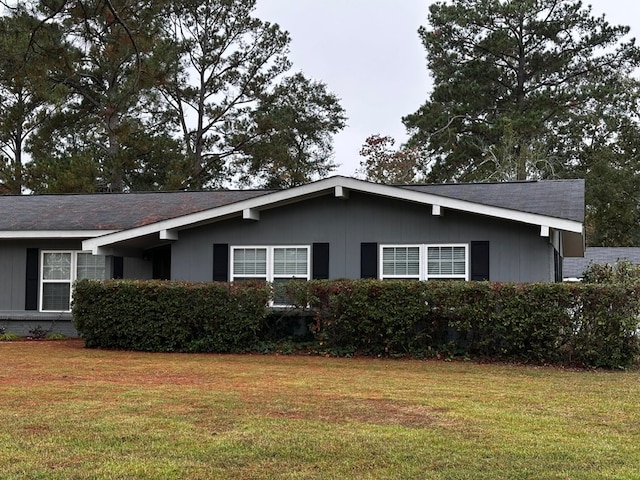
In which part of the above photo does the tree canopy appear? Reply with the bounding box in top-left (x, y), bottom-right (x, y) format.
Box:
top-left (0, 0), bottom-right (346, 193)
top-left (392, 0), bottom-right (640, 246)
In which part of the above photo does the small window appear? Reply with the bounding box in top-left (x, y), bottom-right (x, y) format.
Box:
top-left (77, 252), bottom-right (107, 280)
top-left (40, 251), bottom-right (106, 311)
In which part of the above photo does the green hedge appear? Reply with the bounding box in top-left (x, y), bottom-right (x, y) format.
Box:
top-left (72, 279), bottom-right (640, 368)
top-left (300, 280), bottom-right (640, 368)
top-left (73, 280), bottom-right (269, 352)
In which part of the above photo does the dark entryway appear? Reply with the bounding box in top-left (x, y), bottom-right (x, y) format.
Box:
top-left (146, 244), bottom-right (171, 280)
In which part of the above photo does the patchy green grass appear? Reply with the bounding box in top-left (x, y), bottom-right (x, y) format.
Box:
top-left (1, 340), bottom-right (639, 479)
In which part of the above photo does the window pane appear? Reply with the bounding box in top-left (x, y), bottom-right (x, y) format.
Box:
top-left (273, 248), bottom-right (308, 276)
top-left (427, 246), bottom-right (466, 278)
top-left (233, 248), bottom-right (267, 276)
top-left (441, 260), bottom-right (453, 275)
top-left (407, 248), bottom-right (420, 275)
top-left (382, 248), bottom-right (396, 276)
top-left (43, 253), bottom-right (71, 280)
top-left (382, 247), bottom-right (419, 277)
top-left (42, 283), bottom-right (70, 310)
top-left (77, 253), bottom-right (106, 280)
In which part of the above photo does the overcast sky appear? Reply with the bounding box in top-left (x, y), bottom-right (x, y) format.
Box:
top-left (255, 0), bottom-right (640, 177)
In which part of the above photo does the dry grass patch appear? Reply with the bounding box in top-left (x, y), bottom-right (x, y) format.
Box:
top-left (1, 340), bottom-right (639, 479)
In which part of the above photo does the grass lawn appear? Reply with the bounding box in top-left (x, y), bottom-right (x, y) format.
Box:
top-left (0, 340), bottom-right (639, 479)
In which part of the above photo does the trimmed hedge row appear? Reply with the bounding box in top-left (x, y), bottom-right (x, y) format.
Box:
top-left (72, 279), bottom-right (640, 368)
top-left (73, 279), bottom-right (269, 352)
top-left (299, 280), bottom-right (640, 368)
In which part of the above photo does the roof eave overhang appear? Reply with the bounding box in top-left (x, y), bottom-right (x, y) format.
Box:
top-left (0, 230), bottom-right (119, 239)
top-left (82, 176), bottom-right (585, 253)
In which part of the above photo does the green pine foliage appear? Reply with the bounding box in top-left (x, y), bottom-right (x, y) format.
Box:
top-left (397, 0), bottom-right (640, 245)
top-left (0, 0), bottom-right (346, 193)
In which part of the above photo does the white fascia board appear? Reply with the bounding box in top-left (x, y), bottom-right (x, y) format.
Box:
top-left (0, 230), bottom-right (118, 239)
top-left (82, 176), bottom-right (583, 250)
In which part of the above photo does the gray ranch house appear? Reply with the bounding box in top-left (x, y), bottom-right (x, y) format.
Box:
top-left (0, 176), bottom-right (585, 337)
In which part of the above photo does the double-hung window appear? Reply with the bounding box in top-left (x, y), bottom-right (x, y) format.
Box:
top-left (231, 246), bottom-right (310, 305)
top-left (40, 251), bottom-right (107, 311)
top-left (381, 246), bottom-right (421, 280)
top-left (380, 244), bottom-right (468, 281)
top-left (426, 245), bottom-right (467, 280)
top-left (232, 247), bottom-right (268, 282)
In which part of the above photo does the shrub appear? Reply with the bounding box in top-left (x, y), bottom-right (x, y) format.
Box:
top-left (46, 333), bottom-right (68, 340)
top-left (304, 280), bottom-right (640, 368)
top-left (73, 280), bottom-right (269, 352)
top-left (28, 325), bottom-right (48, 340)
top-left (0, 332), bottom-right (21, 341)
top-left (582, 259), bottom-right (640, 284)
top-left (72, 278), bottom-right (640, 368)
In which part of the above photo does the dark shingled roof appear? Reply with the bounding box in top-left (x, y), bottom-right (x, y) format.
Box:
top-left (0, 190), bottom-right (274, 231)
top-left (401, 179), bottom-right (584, 223)
top-left (0, 178), bottom-right (584, 232)
top-left (563, 247), bottom-right (640, 279)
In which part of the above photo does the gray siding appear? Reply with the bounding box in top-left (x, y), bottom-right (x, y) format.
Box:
top-left (123, 257), bottom-right (153, 280)
top-left (171, 192), bottom-right (555, 283)
top-left (0, 242), bottom-right (25, 311)
top-left (0, 239), bottom-right (153, 324)
top-left (0, 239), bottom-right (82, 311)
top-left (0, 314), bottom-right (76, 337)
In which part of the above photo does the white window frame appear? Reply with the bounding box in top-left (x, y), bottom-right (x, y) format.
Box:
top-left (379, 244), bottom-right (422, 280)
top-left (40, 250), bottom-right (107, 312)
top-left (379, 244), bottom-right (469, 281)
top-left (425, 244), bottom-right (469, 281)
top-left (230, 246), bottom-right (311, 306)
top-left (230, 246), bottom-right (269, 282)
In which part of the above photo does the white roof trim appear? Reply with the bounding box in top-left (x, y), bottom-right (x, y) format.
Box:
top-left (82, 176), bottom-right (583, 251)
top-left (0, 230), bottom-right (118, 239)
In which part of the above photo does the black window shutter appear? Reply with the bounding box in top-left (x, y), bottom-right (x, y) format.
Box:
top-left (312, 243), bottom-right (330, 280)
top-left (360, 243), bottom-right (378, 279)
top-left (212, 244), bottom-right (229, 282)
top-left (112, 256), bottom-right (124, 279)
top-left (25, 248), bottom-right (39, 310)
top-left (470, 241), bottom-right (490, 281)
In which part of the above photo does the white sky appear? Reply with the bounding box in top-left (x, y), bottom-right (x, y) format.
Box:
top-left (255, 0), bottom-right (640, 177)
